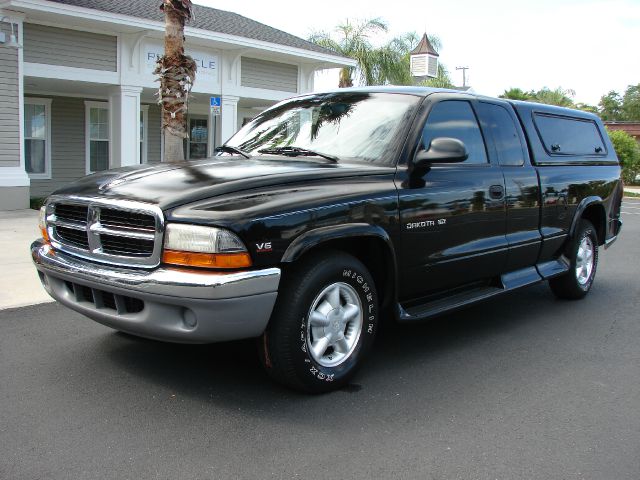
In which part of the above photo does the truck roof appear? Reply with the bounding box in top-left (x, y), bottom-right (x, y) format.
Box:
top-left (310, 86), bottom-right (601, 122)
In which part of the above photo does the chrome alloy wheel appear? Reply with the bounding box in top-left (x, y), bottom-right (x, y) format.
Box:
top-left (306, 282), bottom-right (363, 368)
top-left (576, 236), bottom-right (595, 286)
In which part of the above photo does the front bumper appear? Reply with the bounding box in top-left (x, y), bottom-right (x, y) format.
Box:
top-left (31, 239), bottom-right (281, 343)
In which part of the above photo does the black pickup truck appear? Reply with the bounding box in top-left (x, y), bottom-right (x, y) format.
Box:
top-left (32, 87), bottom-right (623, 392)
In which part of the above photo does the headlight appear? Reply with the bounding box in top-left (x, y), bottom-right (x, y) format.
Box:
top-left (162, 224), bottom-right (252, 269)
top-left (38, 205), bottom-right (50, 243)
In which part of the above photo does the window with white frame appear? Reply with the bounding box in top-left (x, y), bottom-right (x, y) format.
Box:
top-left (85, 101), bottom-right (110, 173)
top-left (24, 98), bottom-right (52, 179)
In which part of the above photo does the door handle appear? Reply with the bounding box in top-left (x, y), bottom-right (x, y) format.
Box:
top-left (489, 185), bottom-right (504, 200)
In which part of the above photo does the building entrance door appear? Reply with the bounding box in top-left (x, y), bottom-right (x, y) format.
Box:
top-left (188, 118), bottom-right (208, 159)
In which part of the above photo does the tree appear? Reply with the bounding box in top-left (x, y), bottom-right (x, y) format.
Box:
top-left (575, 103), bottom-right (598, 114)
top-left (621, 83), bottom-right (640, 121)
top-left (420, 65), bottom-right (454, 88)
top-left (155, 0), bottom-right (197, 162)
top-left (598, 90), bottom-right (623, 121)
top-left (499, 88), bottom-right (533, 101)
top-left (375, 32), bottom-right (443, 86)
top-left (499, 87), bottom-right (576, 107)
top-left (607, 128), bottom-right (640, 184)
top-left (309, 20), bottom-right (446, 88)
top-left (309, 18), bottom-right (389, 88)
top-left (531, 87), bottom-right (575, 107)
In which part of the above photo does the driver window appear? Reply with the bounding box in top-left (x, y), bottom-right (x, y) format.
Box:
top-left (421, 101), bottom-right (488, 164)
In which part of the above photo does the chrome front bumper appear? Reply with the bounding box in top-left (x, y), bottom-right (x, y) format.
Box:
top-left (31, 239), bottom-right (281, 343)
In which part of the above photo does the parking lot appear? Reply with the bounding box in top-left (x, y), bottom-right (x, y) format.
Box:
top-left (1, 199), bottom-right (639, 480)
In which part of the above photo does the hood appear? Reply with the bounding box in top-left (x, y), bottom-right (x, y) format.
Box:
top-left (52, 157), bottom-right (395, 210)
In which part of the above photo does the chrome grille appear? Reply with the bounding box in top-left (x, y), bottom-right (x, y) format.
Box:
top-left (57, 226), bottom-right (90, 249)
top-left (100, 234), bottom-right (155, 256)
top-left (100, 208), bottom-right (156, 231)
top-left (45, 195), bottom-right (164, 268)
top-left (55, 204), bottom-right (89, 224)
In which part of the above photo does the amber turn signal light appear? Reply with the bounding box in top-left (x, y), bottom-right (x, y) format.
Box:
top-left (162, 250), bottom-right (252, 269)
top-left (38, 206), bottom-right (50, 243)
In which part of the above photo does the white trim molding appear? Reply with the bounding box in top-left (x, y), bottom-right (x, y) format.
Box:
top-left (23, 97), bottom-right (52, 179)
top-left (24, 62), bottom-right (119, 84)
top-left (0, 167), bottom-right (30, 187)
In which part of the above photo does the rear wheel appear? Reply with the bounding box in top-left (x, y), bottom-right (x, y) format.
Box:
top-left (549, 220), bottom-right (599, 299)
top-left (258, 250), bottom-right (378, 393)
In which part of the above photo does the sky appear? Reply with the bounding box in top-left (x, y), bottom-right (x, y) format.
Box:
top-left (195, 0), bottom-right (640, 105)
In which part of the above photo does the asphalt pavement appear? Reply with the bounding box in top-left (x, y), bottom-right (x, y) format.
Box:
top-left (2, 200), bottom-right (640, 480)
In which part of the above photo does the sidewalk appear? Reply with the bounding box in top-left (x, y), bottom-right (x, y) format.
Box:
top-left (624, 186), bottom-right (640, 195)
top-left (0, 209), bottom-right (53, 310)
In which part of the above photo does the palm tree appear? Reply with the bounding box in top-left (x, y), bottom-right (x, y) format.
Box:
top-left (309, 18), bottom-right (389, 87)
top-left (310, 23), bottom-right (447, 88)
top-left (154, 0), bottom-right (197, 162)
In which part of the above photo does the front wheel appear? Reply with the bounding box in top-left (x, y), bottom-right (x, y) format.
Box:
top-left (258, 250), bottom-right (378, 393)
top-left (549, 220), bottom-right (599, 299)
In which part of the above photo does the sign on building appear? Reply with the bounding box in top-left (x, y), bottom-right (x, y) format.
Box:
top-left (144, 41), bottom-right (219, 80)
top-left (210, 97), bottom-right (221, 116)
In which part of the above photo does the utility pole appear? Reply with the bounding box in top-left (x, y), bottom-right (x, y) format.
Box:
top-left (456, 66), bottom-right (469, 87)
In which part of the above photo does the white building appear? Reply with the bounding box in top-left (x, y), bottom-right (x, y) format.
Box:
top-left (0, 0), bottom-right (353, 209)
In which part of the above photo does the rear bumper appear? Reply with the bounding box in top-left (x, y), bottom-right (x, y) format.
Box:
top-left (31, 239), bottom-right (280, 343)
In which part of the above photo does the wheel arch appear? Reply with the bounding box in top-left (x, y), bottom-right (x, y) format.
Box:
top-left (281, 224), bottom-right (398, 313)
top-left (570, 196), bottom-right (607, 245)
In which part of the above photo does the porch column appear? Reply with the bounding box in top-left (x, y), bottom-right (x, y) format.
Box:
top-left (0, 16), bottom-right (29, 210)
top-left (109, 85), bottom-right (142, 168)
top-left (220, 95), bottom-right (240, 144)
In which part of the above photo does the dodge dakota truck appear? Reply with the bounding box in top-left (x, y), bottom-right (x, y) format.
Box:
top-left (32, 87), bottom-right (623, 392)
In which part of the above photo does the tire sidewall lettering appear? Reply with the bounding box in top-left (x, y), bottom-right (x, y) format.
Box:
top-left (297, 265), bottom-right (378, 383)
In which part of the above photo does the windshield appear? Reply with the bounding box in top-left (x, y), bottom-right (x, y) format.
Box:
top-left (225, 92), bottom-right (420, 165)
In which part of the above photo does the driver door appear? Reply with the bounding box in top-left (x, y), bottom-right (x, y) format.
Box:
top-left (396, 97), bottom-right (508, 302)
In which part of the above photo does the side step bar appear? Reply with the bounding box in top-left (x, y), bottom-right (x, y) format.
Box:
top-left (398, 258), bottom-right (570, 322)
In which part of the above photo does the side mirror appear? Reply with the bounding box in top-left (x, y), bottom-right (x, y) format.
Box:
top-left (413, 137), bottom-right (468, 174)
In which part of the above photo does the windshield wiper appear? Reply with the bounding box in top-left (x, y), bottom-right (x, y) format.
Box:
top-left (215, 145), bottom-right (251, 159)
top-left (257, 146), bottom-right (339, 163)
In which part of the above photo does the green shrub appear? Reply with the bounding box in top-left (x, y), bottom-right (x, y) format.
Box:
top-left (30, 197), bottom-right (47, 210)
top-left (607, 129), bottom-right (640, 185)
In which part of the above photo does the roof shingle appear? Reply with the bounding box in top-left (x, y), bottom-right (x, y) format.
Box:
top-left (48, 0), bottom-right (339, 56)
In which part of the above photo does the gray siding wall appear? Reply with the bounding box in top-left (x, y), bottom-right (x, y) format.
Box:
top-left (30, 98), bottom-right (164, 197)
top-left (146, 104), bottom-right (162, 164)
top-left (30, 96), bottom-right (86, 198)
top-left (0, 22), bottom-right (20, 168)
top-left (241, 57), bottom-right (298, 93)
top-left (24, 24), bottom-right (117, 72)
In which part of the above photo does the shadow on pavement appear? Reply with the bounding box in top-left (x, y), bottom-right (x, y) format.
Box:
top-left (96, 282), bottom-right (558, 413)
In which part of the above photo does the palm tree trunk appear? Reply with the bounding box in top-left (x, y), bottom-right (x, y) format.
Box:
top-left (339, 68), bottom-right (353, 88)
top-left (155, 0), bottom-right (197, 162)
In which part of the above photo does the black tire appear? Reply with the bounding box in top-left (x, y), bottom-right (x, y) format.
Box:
top-left (549, 220), bottom-right (599, 300)
top-left (258, 250), bottom-right (378, 393)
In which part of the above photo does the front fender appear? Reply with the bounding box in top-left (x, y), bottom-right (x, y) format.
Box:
top-left (281, 223), bottom-right (394, 263)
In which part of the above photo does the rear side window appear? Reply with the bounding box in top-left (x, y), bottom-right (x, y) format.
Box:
top-left (477, 102), bottom-right (526, 166)
top-left (534, 113), bottom-right (606, 156)
top-left (421, 101), bottom-right (488, 164)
